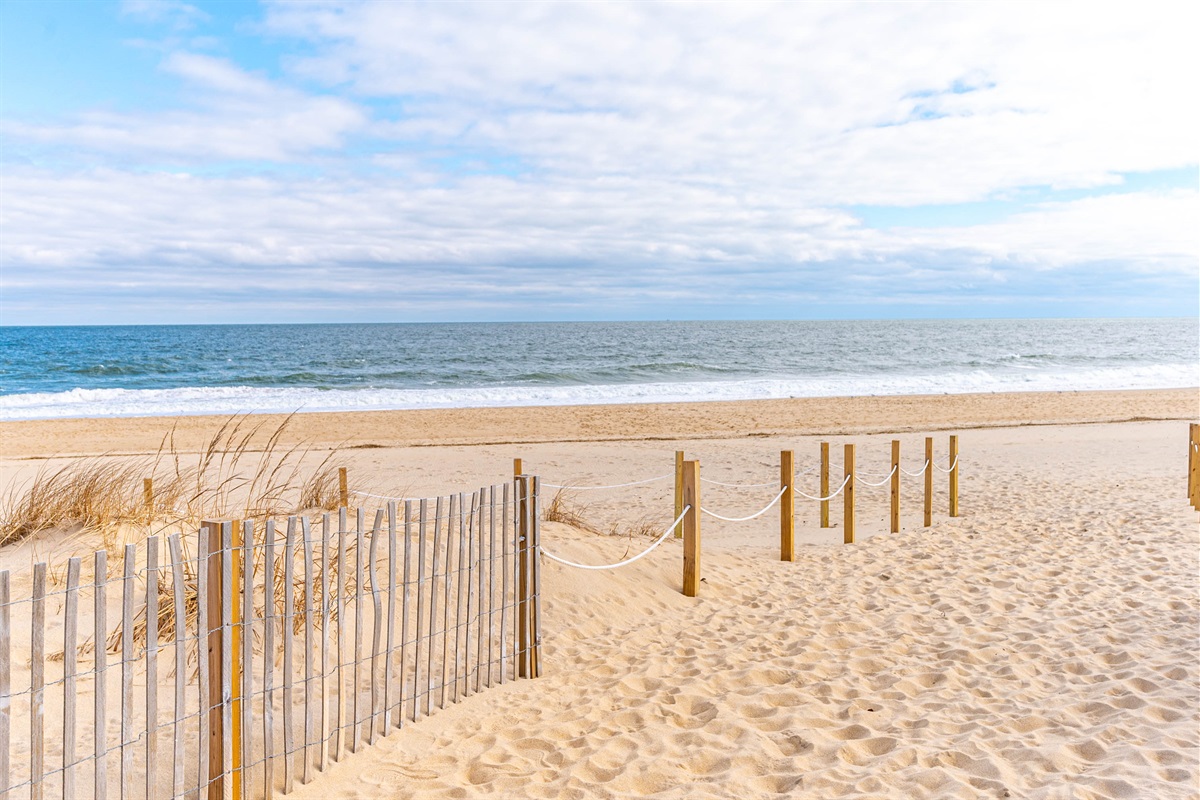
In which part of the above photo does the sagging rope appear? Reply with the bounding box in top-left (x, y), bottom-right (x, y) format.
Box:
top-left (701, 486), bottom-right (788, 522)
top-left (540, 506), bottom-right (690, 571)
top-left (700, 478), bottom-right (778, 489)
top-left (899, 460), bottom-right (930, 477)
top-left (543, 472), bottom-right (673, 491)
top-left (794, 473), bottom-right (852, 502)
top-left (855, 464), bottom-right (899, 487)
top-left (932, 455), bottom-right (960, 474)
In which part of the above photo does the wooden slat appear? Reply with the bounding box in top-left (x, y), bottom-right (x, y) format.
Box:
top-left (238, 525), bottom-right (253, 800)
top-left (301, 518), bottom-right (315, 782)
top-left (453, 493), bottom-right (466, 703)
top-left (120, 543), bottom-right (135, 798)
top-left (30, 563), bottom-right (45, 800)
top-left (145, 537), bottom-right (160, 800)
top-left (516, 477), bottom-right (529, 677)
top-left (440, 495), bottom-right (455, 709)
top-left (229, 521), bottom-right (242, 800)
top-left (165, 535), bottom-right (186, 800)
top-left (486, 486), bottom-right (497, 688)
top-left (318, 514), bottom-right (330, 772)
top-left (384, 503), bottom-right (397, 733)
top-left (334, 508), bottom-right (346, 760)
top-left (0, 570), bottom-right (9, 799)
top-left (63, 558), bottom-right (81, 800)
top-left (468, 491), bottom-right (479, 695)
top-left (282, 518), bottom-right (296, 794)
top-left (398, 501), bottom-right (413, 728)
top-left (94, 550), bottom-right (109, 800)
top-left (220, 523), bottom-right (234, 800)
top-left (196, 523), bottom-right (213, 800)
top-left (261, 522), bottom-right (276, 800)
top-left (368, 510), bottom-right (384, 744)
top-left (499, 482), bottom-right (510, 685)
top-left (351, 508), bottom-right (364, 751)
top-left (530, 477), bottom-right (543, 679)
top-left (427, 496), bottom-right (442, 717)
top-left (413, 500), bottom-right (426, 722)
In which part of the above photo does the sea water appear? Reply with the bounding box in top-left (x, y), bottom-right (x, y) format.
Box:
top-left (0, 318), bottom-right (1195, 420)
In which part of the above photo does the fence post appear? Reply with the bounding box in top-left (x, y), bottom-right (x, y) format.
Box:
top-left (143, 478), bottom-right (154, 523)
top-left (890, 440), bottom-right (900, 533)
top-left (949, 435), bottom-right (959, 517)
top-left (780, 450), bottom-right (795, 561)
top-left (1189, 423), bottom-right (1198, 509)
top-left (513, 458), bottom-right (522, 479)
top-left (843, 444), bottom-right (855, 544)
top-left (924, 437), bottom-right (933, 527)
top-left (516, 475), bottom-right (530, 678)
top-left (674, 451), bottom-right (685, 538)
top-left (200, 520), bottom-right (225, 800)
top-left (339, 468), bottom-right (349, 508)
top-left (819, 442), bottom-right (830, 528)
top-left (681, 460), bottom-right (702, 596)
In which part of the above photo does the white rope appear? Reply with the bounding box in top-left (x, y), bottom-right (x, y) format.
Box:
top-left (855, 464), bottom-right (899, 487)
top-left (794, 474), bottom-right (851, 502)
top-left (700, 478), bottom-right (778, 488)
top-left (899, 460), bottom-right (930, 477)
top-left (543, 472), bottom-right (673, 491)
top-left (352, 490), bottom-right (405, 501)
top-left (540, 506), bottom-right (690, 571)
top-left (796, 462), bottom-right (821, 476)
top-left (933, 455), bottom-right (960, 474)
top-left (700, 486), bottom-right (788, 522)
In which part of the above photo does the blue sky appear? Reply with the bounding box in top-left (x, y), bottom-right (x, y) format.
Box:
top-left (1, 0), bottom-right (1196, 325)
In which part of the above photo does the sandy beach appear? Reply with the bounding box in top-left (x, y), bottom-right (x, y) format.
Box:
top-left (1, 388), bottom-right (1197, 799)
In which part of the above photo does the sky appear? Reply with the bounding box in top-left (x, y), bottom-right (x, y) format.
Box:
top-left (0, 0), bottom-right (1197, 325)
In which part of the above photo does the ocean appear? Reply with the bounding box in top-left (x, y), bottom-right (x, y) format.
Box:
top-left (0, 318), bottom-right (1196, 420)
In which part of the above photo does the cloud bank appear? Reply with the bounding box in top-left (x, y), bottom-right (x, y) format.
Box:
top-left (2, 1), bottom-right (1196, 323)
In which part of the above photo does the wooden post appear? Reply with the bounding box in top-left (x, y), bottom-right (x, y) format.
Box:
top-left (890, 440), bottom-right (900, 533)
top-left (923, 437), bottom-right (933, 527)
top-left (1189, 423), bottom-right (1199, 509)
top-left (681, 460), bottom-right (701, 597)
top-left (201, 520), bottom-right (225, 800)
top-left (819, 442), bottom-right (830, 528)
top-left (143, 477), bottom-right (154, 523)
top-left (949, 435), bottom-right (960, 517)
top-left (674, 450), bottom-right (685, 538)
top-left (513, 458), bottom-right (522, 479)
top-left (516, 475), bottom-right (530, 678)
top-left (780, 450), bottom-right (795, 561)
top-left (843, 444), bottom-right (855, 544)
top-left (338, 467), bottom-right (349, 508)
top-left (530, 476), bottom-right (543, 679)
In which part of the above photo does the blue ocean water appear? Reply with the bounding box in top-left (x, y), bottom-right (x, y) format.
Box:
top-left (0, 319), bottom-right (1195, 420)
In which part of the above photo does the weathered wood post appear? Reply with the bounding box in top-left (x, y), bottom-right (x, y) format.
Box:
top-left (143, 478), bottom-right (154, 523)
top-left (890, 440), bottom-right (900, 533)
top-left (682, 460), bottom-right (701, 597)
top-left (843, 444), bottom-right (855, 544)
top-left (923, 437), bottom-right (934, 527)
top-left (780, 450), bottom-right (795, 561)
top-left (200, 520), bottom-right (225, 800)
top-left (949, 435), bottom-right (960, 517)
top-left (674, 450), bottom-right (685, 538)
top-left (1189, 424), bottom-right (1198, 509)
top-left (819, 442), bottom-right (830, 528)
top-left (338, 467), bottom-right (349, 508)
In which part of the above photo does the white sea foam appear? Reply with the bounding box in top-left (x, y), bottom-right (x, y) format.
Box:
top-left (0, 363), bottom-right (1194, 421)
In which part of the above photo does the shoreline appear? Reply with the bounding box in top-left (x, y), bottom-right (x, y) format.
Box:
top-left (0, 387), bottom-right (1195, 460)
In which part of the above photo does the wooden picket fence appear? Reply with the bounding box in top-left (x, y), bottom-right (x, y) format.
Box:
top-left (0, 478), bottom-right (544, 800)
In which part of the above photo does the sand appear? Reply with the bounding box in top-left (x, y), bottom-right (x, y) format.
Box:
top-left (1, 389), bottom-right (1197, 799)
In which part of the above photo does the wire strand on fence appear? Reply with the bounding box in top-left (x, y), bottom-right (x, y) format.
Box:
top-left (794, 474), bottom-right (852, 502)
top-left (700, 486), bottom-right (788, 522)
top-left (540, 507), bottom-right (690, 571)
top-left (855, 464), bottom-right (899, 487)
top-left (542, 473), bottom-right (673, 491)
top-left (933, 455), bottom-right (960, 474)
